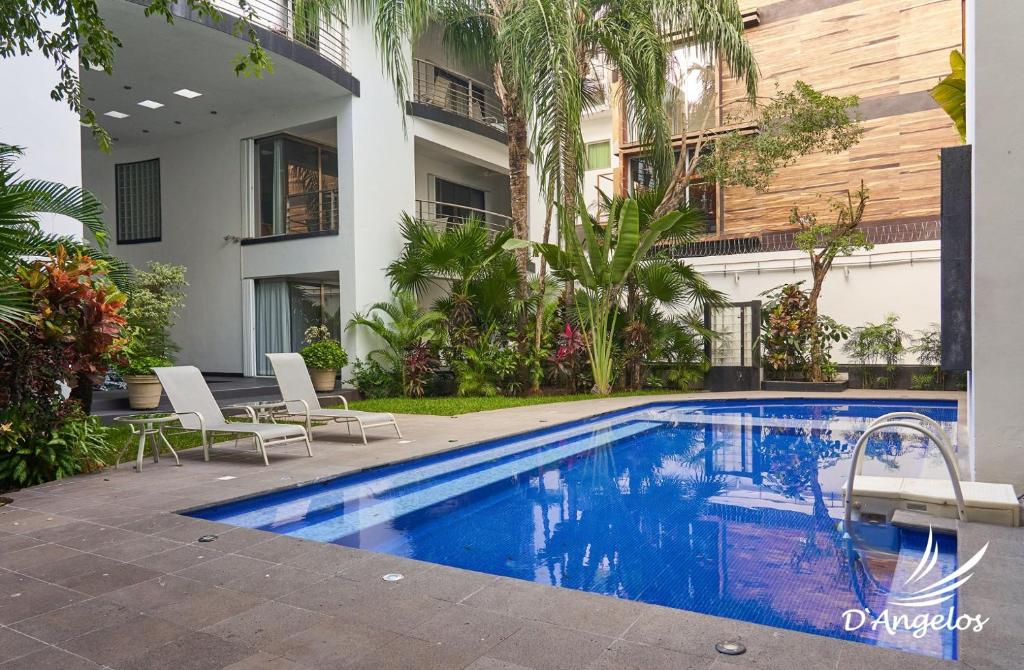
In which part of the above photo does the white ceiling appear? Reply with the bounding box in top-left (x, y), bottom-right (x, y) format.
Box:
top-left (81, 0), bottom-right (349, 149)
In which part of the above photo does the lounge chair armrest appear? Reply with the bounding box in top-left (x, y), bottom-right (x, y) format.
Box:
top-left (280, 399), bottom-right (310, 416)
top-left (174, 411), bottom-right (207, 431)
top-left (319, 394), bottom-right (349, 410)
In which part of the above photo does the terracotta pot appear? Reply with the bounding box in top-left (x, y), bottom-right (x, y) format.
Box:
top-left (309, 368), bottom-right (337, 392)
top-left (124, 375), bottom-right (164, 410)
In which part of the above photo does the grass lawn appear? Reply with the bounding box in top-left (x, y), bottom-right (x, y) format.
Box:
top-left (346, 390), bottom-right (679, 416)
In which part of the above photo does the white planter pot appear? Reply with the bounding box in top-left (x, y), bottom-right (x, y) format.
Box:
top-left (123, 375), bottom-right (164, 410)
top-left (309, 368), bottom-right (337, 392)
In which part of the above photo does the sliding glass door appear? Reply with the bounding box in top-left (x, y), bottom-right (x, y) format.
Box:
top-left (254, 279), bottom-right (340, 375)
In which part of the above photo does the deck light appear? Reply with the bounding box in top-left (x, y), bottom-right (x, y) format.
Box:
top-left (104, 110), bottom-right (129, 119)
top-left (381, 573), bottom-right (404, 582)
top-left (197, 535), bottom-right (218, 543)
top-left (715, 641), bottom-right (746, 656)
top-left (173, 88), bottom-right (203, 99)
top-left (138, 100), bottom-right (164, 109)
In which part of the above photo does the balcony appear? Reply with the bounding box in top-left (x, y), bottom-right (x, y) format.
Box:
top-left (408, 59), bottom-right (507, 142)
top-left (416, 199), bottom-right (511, 236)
top-left (209, 0), bottom-right (348, 70)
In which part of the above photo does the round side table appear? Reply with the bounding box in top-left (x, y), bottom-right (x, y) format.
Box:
top-left (113, 414), bottom-right (182, 472)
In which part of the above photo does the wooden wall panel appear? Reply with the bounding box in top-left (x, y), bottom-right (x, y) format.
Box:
top-left (712, 0), bottom-right (963, 237)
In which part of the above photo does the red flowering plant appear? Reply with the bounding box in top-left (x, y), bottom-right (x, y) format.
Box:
top-left (0, 246), bottom-right (125, 489)
top-left (546, 323), bottom-right (587, 393)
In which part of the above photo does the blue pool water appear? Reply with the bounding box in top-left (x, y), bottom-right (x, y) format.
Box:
top-left (191, 399), bottom-right (960, 659)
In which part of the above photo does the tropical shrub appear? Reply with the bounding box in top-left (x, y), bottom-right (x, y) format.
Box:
top-left (0, 246), bottom-right (123, 489)
top-left (346, 291), bottom-right (445, 397)
top-left (761, 283), bottom-right (849, 381)
top-left (453, 332), bottom-right (520, 397)
top-left (843, 314), bottom-right (907, 389)
top-left (118, 262), bottom-right (187, 375)
top-left (349, 359), bottom-right (401, 399)
top-left (910, 324), bottom-right (943, 390)
top-left (547, 323), bottom-right (587, 393)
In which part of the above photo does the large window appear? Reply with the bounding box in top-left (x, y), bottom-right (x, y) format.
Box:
top-left (434, 178), bottom-right (486, 227)
top-left (629, 148), bottom-right (717, 234)
top-left (626, 44), bottom-right (717, 143)
top-left (255, 135), bottom-right (338, 238)
top-left (254, 278), bottom-right (340, 375)
top-left (115, 158), bottom-right (161, 243)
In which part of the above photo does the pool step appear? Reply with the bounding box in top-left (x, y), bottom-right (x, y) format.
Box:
top-left (845, 476), bottom-right (1020, 527)
top-left (892, 509), bottom-right (958, 536)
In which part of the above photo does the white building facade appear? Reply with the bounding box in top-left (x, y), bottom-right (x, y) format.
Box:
top-left (66, 0), bottom-right (543, 376)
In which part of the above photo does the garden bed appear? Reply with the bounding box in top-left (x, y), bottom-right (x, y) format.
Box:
top-left (761, 378), bottom-right (849, 392)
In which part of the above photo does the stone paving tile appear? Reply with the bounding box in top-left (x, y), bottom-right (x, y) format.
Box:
top-left (10, 598), bottom-right (138, 643)
top-left (87, 533), bottom-right (182, 562)
top-left (61, 614), bottom-right (192, 667)
top-left (0, 512), bottom-right (77, 536)
top-left (0, 572), bottom-right (84, 624)
top-left (129, 544), bottom-right (225, 573)
top-left (45, 558), bottom-right (160, 596)
top-left (201, 600), bottom-right (330, 649)
top-left (150, 587), bottom-right (265, 629)
top-left (485, 621), bottom-right (614, 670)
top-left (0, 626), bottom-right (46, 663)
top-left (120, 631), bottom-right (257, 670)
top-left (100, 574), bottom-right (210, 612)
top-left (836, 643), bottom-right (959, 670)
top-left (0, 543), bottom-right (86, 572)
top-left (0, 646), bottom-right (102, 669)
top-left (221, 651), bottom-right (308, 669)
top-left (262, 618), bottom-right (397, 667)
top-left (173, 554), bottom-right (278, 587)
top-left (0, 534), bottom-right (42, 558)
top-left (466, 658), bottom-right (537, 670)
top-left (221, 564), bottom-right (327, 599)
top-left (20, 519), bottom-right (104, 543)
top-left (622, 606), bottom-right (774, 659)
top-left (347, 633), bottom-right (487, 670)
top-left (585, 639), bottom-right (715, 670)
top-left (407, 603), bottom-right (524, 658)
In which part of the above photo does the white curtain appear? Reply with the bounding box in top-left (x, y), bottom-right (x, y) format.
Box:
top-left (255, 280), bottom-right (291, 375)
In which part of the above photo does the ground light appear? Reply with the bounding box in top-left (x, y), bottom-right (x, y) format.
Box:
top-left (715, 641), bottom-right (746, 656)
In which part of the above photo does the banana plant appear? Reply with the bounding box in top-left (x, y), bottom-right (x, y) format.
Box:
top-left (505, 197), bottom-right (691, 394)
top-left (930, 50), bottom-right (966, 143)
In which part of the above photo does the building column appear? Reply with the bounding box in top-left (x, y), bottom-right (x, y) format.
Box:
top-left (968, 0), bottom-right (1024, 486)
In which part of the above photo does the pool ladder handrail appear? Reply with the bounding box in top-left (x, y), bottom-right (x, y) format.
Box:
top-left (844, 412), bottom-right (967, 529)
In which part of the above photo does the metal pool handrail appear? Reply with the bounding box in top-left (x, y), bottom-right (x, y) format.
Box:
top-left (843, 413), bottom-right (967, 529)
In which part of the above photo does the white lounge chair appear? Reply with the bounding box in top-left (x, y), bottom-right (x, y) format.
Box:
top-left (153, 366), bottom-right (312, 466)
top-left (266, 353), bottom-right (402, 443)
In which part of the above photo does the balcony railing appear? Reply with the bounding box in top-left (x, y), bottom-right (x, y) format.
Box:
top-left (416, 199), bottom-right (511, 236)
top-left (213, 0), bottom-right (348, 70)
top-left (412, 59), bottom-right (505, 131)
top-left (278, 188), bottom-right (339, 236)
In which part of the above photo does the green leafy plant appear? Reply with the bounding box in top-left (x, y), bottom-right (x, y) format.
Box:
top-left (117, 262), bottom-right (187, 376)
top-left (0, 409), bottom-right (113, 489)
top-left (760, 284), bottom-right (849, 381)
top-left (508, 198), bottom-right (707, 394)
top-left (349, 359), bottom-right (401, 399)
top-left (929, 50), bottom-right (966, 143)
top-left (346, 291), bottom-right (445, 397)
top-left (910, 324), bottom-right (943, 390)
top-left (299, 340), bottom-right (349, 371)
top-left (843, 314), bottom-right (907, 389)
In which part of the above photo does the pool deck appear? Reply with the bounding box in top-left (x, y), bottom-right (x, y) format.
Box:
top-left (1, 390), bottom-right (1020, 670)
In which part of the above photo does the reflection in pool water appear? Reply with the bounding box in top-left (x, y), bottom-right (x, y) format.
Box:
top-left (191, 399), bottom-right (960, 659)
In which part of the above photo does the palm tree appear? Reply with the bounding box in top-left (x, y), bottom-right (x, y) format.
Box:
top-left (345, 290), bottom-right (446, 393)
top-left (386, 215), bottom-right (522, 341)
top-left (0, 144), bottom-right (128, 333)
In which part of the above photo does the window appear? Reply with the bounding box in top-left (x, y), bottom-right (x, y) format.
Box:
top-left (254, 278), bottom-right (340, 375)
top-left (115, 158), bottom-right (161, 243)
top-left (255, 135), bottom-right (338, 237)
top-left (434, 178), bottom-right (486, 228)
top-left (586, 141), bottom-right (611, 170)
top-left (629, 146), bottom-right (717, 234)
top-left (626, 44), bottom-right (716, 143)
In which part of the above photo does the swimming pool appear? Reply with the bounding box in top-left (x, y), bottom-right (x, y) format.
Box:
top-left (190, 398), bottom-right (960, 659)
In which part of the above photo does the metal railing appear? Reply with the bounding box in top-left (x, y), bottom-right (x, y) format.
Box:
top-left (412, 59), bottom-right (505, 131)
top-left (416, 199), bottom-right (511, 236)
top-left (282, 188), bottom-right (339, 235)
top-left (213, 0), bottom-right (348, 70)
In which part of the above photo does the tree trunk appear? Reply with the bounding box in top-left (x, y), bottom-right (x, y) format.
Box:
top-left (805, 261), bottom-right (827, 382)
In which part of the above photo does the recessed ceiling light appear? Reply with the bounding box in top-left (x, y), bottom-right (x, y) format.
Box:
top-left (104, 110), bottom-right (129, 119)
top-left (173, 88), bottom-right (202, 99)
top-left (138, 100), bottom-right (164, 109)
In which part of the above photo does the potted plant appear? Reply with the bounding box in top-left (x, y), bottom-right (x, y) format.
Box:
top-left (117, 263), bottom-right (187, 410)
top-left (299, 325), bottom-right (348, 392)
